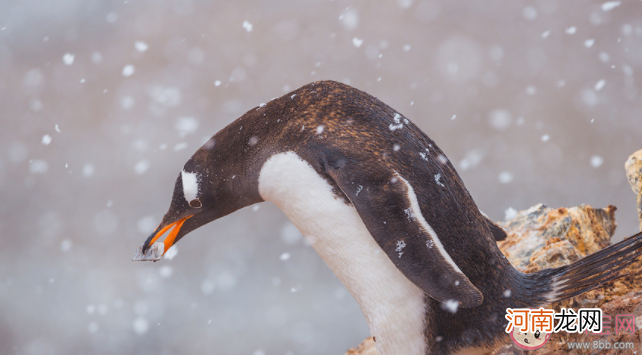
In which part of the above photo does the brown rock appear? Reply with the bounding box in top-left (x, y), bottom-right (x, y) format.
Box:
top-left (498, 204), bottom-right (615, 272)
top-left (344, 337), bottom-right (377, 355)
top-left (625, 149), bottom-right (642, 231)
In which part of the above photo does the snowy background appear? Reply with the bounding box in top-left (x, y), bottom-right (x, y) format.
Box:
top-left (1, 0), bottom-right (642, 354)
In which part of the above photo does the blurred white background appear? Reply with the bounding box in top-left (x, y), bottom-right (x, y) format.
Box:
top-left (1, 0), bottom-right (641, 354)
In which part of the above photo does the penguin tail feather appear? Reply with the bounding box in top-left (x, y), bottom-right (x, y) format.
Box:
top-left (534, 231), bottom-right (642, 304)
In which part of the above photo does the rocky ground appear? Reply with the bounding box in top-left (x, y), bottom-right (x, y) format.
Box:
top-left (344, 150), bottom-right (642, 355)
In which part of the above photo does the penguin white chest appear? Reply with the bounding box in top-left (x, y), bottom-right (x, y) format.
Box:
top-left (258, 152), bottom-right (427, 355)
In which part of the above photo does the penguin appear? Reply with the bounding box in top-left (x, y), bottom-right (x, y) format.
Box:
top-left (137, 80), bottom-right (642, 355)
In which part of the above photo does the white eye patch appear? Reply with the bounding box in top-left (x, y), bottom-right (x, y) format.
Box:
top-left (181, 169), bottom-right (200, 203)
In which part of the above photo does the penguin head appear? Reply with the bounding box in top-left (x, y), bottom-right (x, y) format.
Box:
top-left (141, 135), bottom-right (264, 255)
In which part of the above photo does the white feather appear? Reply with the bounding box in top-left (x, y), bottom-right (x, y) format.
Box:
top-left (181, 169), bottom-right (200, 202)
top-left (258, 152), bottom-right (426, 355)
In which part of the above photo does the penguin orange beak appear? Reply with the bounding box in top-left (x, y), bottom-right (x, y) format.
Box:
top-left (143, 216), bottom-right (192, 255)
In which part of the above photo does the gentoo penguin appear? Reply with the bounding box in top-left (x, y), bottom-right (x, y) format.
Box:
top-left (137, 80), bottom-right (642, 355)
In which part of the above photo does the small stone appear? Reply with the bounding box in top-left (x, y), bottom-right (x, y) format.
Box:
top-left (132, 242), bottom-right (164, 261)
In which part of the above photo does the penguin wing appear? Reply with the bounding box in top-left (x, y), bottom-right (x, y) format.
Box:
top-left (486, 218), bottom-right (507, 241)
top-left (325, 159), bottom-right (483, 308)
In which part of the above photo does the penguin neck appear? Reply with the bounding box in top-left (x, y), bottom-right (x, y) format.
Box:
top-left (258, 151), bottom-right (429, 355)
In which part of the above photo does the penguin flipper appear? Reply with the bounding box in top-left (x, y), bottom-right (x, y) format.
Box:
top-left (486, 218), bottom-right (507, 241)
top-left (325, 160), bottom-right (483, 308)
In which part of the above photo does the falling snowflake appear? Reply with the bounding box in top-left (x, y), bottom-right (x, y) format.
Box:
top-left (62, 53), bottom-right (75, 65)
top-left (122, 65), bottom-right (135, 77)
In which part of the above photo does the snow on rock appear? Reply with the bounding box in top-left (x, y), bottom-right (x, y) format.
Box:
top-left (504, 207), bottom-right (518, 221)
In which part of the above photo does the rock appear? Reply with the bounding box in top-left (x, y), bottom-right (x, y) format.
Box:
top-left (344, 337), bottom-right (377, 355)
top-left (625, 149), bottom-right (642, 231)
top-left (498, 204), bottom-right (615, 272)
top-left (132, 242), bottom-right (164, 261)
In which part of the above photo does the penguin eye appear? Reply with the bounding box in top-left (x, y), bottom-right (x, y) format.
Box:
top-left (534, 330), bottom-right (540, 339)
top-left (189, 199), bottom-right (202, 208)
